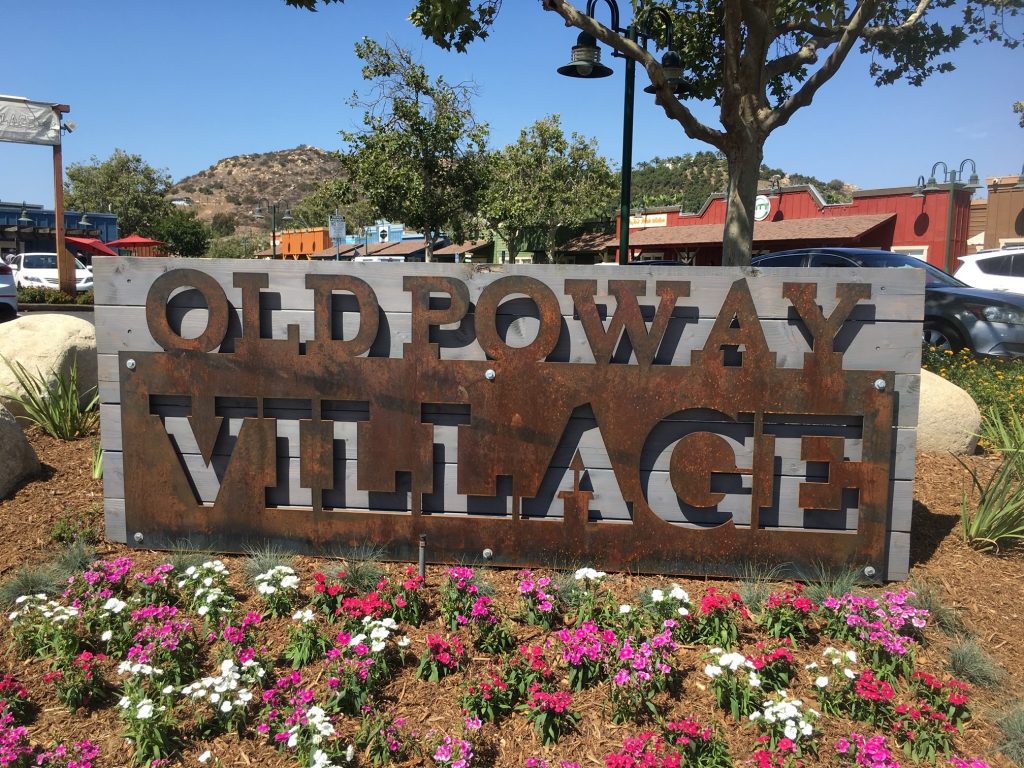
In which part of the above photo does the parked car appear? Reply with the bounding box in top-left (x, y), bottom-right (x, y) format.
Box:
top-left (9, 252), bottom-right (93, 292)
top-left (954, 247), bottom-right (1024, 294)
top-left (750, 247), bottom-right (1024, 358)
top-left (0, 261), bottom-right (17, 320)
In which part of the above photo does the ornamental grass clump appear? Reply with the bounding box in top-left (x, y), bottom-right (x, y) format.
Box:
top-left (1, 354), bottom-right (98, 440)
top-left (958, 449), bottom-right (1024, 552)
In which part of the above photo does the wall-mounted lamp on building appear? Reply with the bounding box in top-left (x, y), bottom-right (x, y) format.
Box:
top-left (917, 159), bottom-right (979, 272)
top-left (556, 0), bottom-right (692, 264)
top-left (911, 176), bottom-right (927, 198)
top-left (768, 175), bottom-right (782, 196)
top-left (78, 212), bottom-right (92, 230)
top-left (16, 205), bottom-right (32, 227)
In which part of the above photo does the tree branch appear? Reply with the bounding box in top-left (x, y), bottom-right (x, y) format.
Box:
top-left (764, 0), bottom-right (880, 132)
top-left (541, 0), bottom-right (726, 149)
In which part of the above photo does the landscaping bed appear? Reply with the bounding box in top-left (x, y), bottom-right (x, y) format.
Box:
top-left (0, 431), bottom-right (1022, 768)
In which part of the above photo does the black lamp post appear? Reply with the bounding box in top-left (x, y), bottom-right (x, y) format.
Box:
top-left (254, 199), bottom-right (293, 258)
top-left (918, 160), bottom-right (979, 273)
top-left (556, 0), bottom-right (687, 265)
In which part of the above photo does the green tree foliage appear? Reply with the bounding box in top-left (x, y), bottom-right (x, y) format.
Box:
top-left (482, 115), bottom-right (616, 262)
top-left (1015, 100), bottom-right (1024, 128)
top-left (631, 152), bottom-right (730, 212)
top-left (64, 149), bottom-right (173, 237)
top-left (210, 212), bottom-right (237, 238)
top-left (287, 0), bottom-right (1020, 265)
top-left (153, 208), bottom-right (210, 257)
top-left (341, 38), bottom-right (490, 260)
top-left (289, 177), bottom-right (373, 231)
top-left (205, 233), bottom-right (269, 259)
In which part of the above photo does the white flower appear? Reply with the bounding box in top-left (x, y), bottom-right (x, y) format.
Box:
top-left (101, 630), bottom-right (113, 642)
top-left (619, 604), bottom-right (631, 614)
top-left (784, 723), bottom-right (798, 741)
top-left (815, 676), bottom-right (829, 688)
top-left (677, 606), bottom-right (690, 617)
top-left (198, 750), bottom-right (212, 764)
top-left (371, 641), bottom-right (385, 653)
top-left (137, 701), bottom-right (154, 720)
top-left (804, 662), bottom-right (819, 670)
top-left (650, 589), bottom-right (665, 603)
top-left (843, 667), bottom-right (856, 680)
top-left (345, 744), bottom-right (356, 762)
top-left (7, 612), bottom-right (17, 621)
top-left (669, 585), bottom-right (689, 602)
top-left (845, 650), bottom-right (858, 663)
top-left (162, 684), bottom-right (175, 695)
top-left (748, 673), bottom-right (762, 688)
top-left (704, 664), bottom-right (723, 678)
top-left (397, 636), bottom-right (411, 647)
top-left (220, 700), bottom-right (232, 713)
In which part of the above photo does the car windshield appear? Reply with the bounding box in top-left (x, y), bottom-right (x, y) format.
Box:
top-left (23, 254), bottom-right (56, 269)
top-left (871, 254), bottom-right (967, 289)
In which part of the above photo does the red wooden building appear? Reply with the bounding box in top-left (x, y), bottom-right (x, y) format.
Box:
top-left (614, 184), bottom-right (973, 271)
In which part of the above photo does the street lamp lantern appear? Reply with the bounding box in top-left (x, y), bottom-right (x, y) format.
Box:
top-left (253, 199), bottom-right (292, 259)
top-left (557, 31), bottom-right (614, 78)
top-left (917, 158), bottom-right (978, 273)
top-left (556, 0), bottom-right (690, 265)
top-left (17, 205), bottom-right (32, 227)
top-left (911, 176), bottom-right (926, 198)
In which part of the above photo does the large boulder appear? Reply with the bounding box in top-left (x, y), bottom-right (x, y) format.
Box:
top-left (917, 369), bottom-right (982, 455)
top-left (0, 404), bottom-right (40, 497)
top-left (0, 314), bottom-right (98, 419)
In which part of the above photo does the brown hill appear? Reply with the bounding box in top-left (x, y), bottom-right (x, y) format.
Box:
top-left (168, 145), bottom-right (345, 230)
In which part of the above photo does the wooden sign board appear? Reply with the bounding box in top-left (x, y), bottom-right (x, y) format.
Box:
top-left (94, 259), bottom-right (922, 580)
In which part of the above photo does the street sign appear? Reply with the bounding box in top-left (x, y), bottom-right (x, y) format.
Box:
top-left (329, 215), bottom-right (346, 242)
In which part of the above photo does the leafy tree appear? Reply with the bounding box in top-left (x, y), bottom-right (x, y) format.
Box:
top-left (341, 38), bottom-right (490, 260)
top-left (289, 177), bottom-right (366, 230)
top-left (1015, 100), bottom-right (1024, 128)
top-left (205, 233), bottom-right (269, 259)
top-left (287, 0), bottom-right (1020, 265)
top-left (482, 115), bottom-right (615, 262)
top-left (64, 149), bottom-right (173, 237)
top-left (210, 212), bottom-right (237, 238)
top-left (154, 208), bottom-right (210, 258)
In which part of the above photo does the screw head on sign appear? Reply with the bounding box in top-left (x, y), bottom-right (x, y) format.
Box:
top-left (482, 548), bottom-right (494, 560)
top-left (133, 532), bottom-right (144, 544)
top-left (863, 565), bottom-right (876, 578)
top-left (485, 369), bottom-right (496, 381)
top-left (126, 359), bottom-right (137, 370)
top-left (873, 378), bottom-right (886, 391)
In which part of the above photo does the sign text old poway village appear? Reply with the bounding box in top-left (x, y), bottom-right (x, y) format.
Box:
top-left (94, 260), bottom-right (923, 579)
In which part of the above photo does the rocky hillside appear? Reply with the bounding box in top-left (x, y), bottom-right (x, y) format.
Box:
top-left (168, 146), bottom-right (345, 229)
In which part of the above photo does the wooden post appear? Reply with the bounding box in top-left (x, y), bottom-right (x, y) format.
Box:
top-left (52, 105), bottom-right (74, 296)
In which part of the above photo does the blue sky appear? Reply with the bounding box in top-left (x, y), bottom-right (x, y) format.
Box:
top-left (1, 0), bottom-right (1020, 210)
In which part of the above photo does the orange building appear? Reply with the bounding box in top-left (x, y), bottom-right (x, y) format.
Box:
top-left (278, 228), bottom-right (332, 260)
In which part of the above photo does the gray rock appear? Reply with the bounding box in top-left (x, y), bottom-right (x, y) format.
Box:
top-left (0, 314), bottom-right (97, 419)
top-left (0, 404), bottom-right (40, 497)
top-left (917, 369), bottom-right (982, 455)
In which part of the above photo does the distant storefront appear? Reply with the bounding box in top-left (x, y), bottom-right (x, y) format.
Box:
top-left (613, 184), bottom-right (975, 271)
top-left (0, 201), bottom-right (118, 259)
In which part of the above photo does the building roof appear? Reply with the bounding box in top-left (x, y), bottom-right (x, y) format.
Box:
top-left (617, 213), bottom-right (895, 248)
top-left (379, 239), bottom-right (434, 256)
top-left (434, 239), bottom-right (489, 255)
top-left (560, 232), bottom-right (614, 253)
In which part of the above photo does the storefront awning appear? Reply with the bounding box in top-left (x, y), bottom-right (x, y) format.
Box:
top-left (615, 213), bottom-right (896, 249)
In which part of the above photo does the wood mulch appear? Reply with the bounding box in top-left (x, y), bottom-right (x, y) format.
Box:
top-left (0, 429), bottom-right (1022, 767)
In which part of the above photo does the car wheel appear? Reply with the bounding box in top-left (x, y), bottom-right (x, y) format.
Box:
top-left (923, 321), bottom-right (965, 353)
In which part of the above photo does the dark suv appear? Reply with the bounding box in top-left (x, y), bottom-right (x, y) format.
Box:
top-left (751, 247), bottom-right (1024, 358)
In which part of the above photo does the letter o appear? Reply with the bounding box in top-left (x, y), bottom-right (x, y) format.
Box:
top-left (145, 269), bottom-right (230, 352)
top-left (475, 276), bottom-right (561, 363)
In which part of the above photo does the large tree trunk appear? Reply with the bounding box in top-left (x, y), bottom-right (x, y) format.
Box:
top-left (721, 142), bottom-right (764, 267)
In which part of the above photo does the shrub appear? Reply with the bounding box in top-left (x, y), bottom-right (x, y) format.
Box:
top-left (922, 347), bottom-right (1024, 438)
top-left (958, 450), bottom-right (1024, 552)
top-left (1, 354), bottom-right (99, 440)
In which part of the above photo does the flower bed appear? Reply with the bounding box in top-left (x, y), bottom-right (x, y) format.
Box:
top-left (0, 558), bottom-right (1001, 768)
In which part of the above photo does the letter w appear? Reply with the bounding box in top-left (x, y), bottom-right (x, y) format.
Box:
top-left (566, 279), bottom-right (689, 366)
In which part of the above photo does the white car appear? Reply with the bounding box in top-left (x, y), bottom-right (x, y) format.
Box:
top-left (9, 252), bottom-right (94, 292)
top-left (954, 247), bottom-right (1024, 294)
top-left (0, 261), bottom-right (16, 320)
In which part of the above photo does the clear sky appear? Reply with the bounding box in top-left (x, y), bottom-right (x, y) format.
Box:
top-left (1, 0), bottom-right (1020, 211)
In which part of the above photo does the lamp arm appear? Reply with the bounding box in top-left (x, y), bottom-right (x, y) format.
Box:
top-left (929, 161), bottom-right (948, 182)
top-left (958, 158), bottom-right (977, 178)
top-left (586, 0), bottom-right (621, 33)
